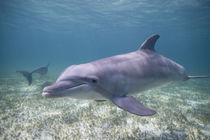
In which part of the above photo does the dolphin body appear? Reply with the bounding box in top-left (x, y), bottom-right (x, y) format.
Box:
top-left (42, 34), bottom-right (210, 116)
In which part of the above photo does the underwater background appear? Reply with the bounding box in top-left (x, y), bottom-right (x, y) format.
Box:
top-left (0, 0), bottom-right (210, 139)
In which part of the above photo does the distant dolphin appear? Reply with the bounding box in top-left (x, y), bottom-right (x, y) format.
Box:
top-left (16, 63), bottom-right (49, 85)
top-left (16, 71), bottom-right (33, 85)
top-left (42, 34), bottom-right (210, 116)
top-left (32, 63), bottom-right (49, 76)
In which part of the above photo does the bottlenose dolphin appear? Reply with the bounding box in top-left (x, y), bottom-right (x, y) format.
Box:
top-left (42, 34), bottom-right (210, 116)
top-left (16, 63), bottom-right (49, 85)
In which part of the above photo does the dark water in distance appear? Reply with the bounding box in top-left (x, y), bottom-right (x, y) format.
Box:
top-left (0, 0), bottom-right (210, 139)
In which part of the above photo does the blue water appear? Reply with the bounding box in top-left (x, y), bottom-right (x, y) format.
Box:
top-left (0, 0), bottom-right (210, 139)
top-left (1, 0), bottom-right (210, 75)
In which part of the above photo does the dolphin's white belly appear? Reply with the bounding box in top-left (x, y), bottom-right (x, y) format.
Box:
top-left (70, 90), bottom-right (105, 100)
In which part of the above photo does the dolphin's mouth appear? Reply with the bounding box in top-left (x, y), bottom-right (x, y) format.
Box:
top-left (42, 82), bottom-right (86, 98)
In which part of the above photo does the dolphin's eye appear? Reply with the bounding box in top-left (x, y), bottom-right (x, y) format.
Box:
top-left (91, 79), bottom-right (97, 83)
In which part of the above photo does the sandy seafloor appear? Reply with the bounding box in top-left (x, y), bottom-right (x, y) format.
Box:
top-left (0, 73), bottom-right (210, 140)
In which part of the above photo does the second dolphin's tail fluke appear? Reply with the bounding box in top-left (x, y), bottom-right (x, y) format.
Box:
top-left (16, 71), bottom-right (33, 85)
top-left (46, 62), bottom-right (50, 67)
top-left (188, 75), bottom-right (210, 79)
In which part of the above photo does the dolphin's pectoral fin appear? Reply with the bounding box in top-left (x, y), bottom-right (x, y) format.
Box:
top-left (111, 96), bottom-right (156, 116)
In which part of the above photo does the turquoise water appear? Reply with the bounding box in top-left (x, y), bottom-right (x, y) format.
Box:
top-left (0, 0), bottom-right (210, 139)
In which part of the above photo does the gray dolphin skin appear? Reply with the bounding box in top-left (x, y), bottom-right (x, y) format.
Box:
top-left (42, 34), bottom-right (210, 116)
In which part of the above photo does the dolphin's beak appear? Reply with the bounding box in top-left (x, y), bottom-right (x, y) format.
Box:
top-left (42, 86), bottom-right (52, 97)
top-left (42, 81), bottom-right (68, 97)
top-left (42, 80), bottom-right (85, 98)
top-left (42, 90), bottom-right (51, 97)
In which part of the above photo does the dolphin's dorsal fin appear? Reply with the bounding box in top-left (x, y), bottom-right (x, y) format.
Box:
top-left (139, 34), bottom-right (160, 51)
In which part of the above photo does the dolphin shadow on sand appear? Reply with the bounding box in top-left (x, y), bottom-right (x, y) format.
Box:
top-left (16, 63), bottom-right (49, 85)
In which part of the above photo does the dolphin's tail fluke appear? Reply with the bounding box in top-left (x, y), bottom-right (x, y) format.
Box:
top-left (188, 75), bottom-right (210, 79)
top-left (16, 71), bottom-right (33, 85)
top-left (46, 62), bottom-right (50, 67)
